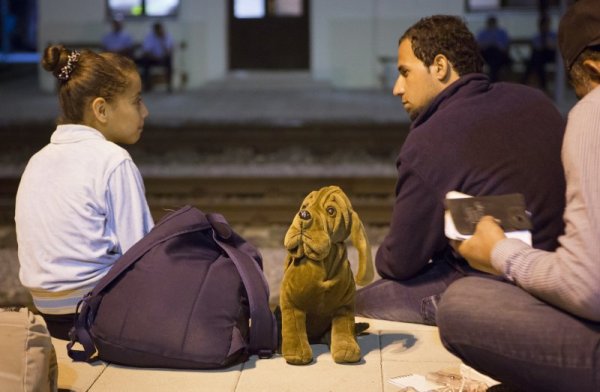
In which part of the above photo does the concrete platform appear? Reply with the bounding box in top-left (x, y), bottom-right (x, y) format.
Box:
top-left (52, 317), bottom-right (473, 392)
top-left (0, 70), bottom-right (410, 127)
top-left (0, 68), bottom-right (577, 128)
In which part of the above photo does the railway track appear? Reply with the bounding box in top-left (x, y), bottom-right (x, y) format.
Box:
top-left (1, 122), bottom-right (406, 225)
top-left (0, 122), bottom-right (409, 158)
top-left (0, 176), bottom-right (396, 226)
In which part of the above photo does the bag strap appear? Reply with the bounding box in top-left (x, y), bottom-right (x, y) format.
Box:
top-left (94, 206), bottom-right (211, 295)
top-left (207, 213), bottom-right (278, 357)
top-left (67, 295), bottom-right (102, 361)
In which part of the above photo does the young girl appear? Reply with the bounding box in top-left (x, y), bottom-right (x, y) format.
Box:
top-left (15, 45), bottom-right (154, 339)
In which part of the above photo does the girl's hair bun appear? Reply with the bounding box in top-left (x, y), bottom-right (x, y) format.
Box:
top-left (42, 45), bottom-right (67, 75)
top-left (42, 45), bottom-right (82, 81)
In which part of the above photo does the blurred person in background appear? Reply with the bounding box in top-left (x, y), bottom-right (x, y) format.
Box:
top-left (102, 16), bottom-right (135, 58)
top-left (477, 15), bottom-right (512, 82)
top-left (139, 21), bottom-right (174, 92)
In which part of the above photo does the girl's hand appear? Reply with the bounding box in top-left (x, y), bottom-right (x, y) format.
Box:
top-left (454, 216), bottom-right (506, 276)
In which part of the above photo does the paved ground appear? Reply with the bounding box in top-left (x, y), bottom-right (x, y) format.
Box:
top-left (53, 318), bottom-right (495, 392)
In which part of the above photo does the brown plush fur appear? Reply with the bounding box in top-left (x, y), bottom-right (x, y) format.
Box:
top-left (280, 185), bottom-right (374, 365)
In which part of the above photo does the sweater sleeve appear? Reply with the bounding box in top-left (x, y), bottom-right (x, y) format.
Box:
top-left (490, 95), bottom-right (600, 321)
top-left (375, 163), bottom-right (447, 280)
top-left (106, 159), bottom-right (155, 253)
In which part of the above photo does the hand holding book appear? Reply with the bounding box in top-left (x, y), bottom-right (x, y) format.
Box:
top-left (444, 191), bottom-right (533, 276)
top-left (444, 191), bottom-right (532, 246)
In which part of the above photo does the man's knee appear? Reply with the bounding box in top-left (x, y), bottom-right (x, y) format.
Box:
top-left (437, 277), bottom-right (496, 338)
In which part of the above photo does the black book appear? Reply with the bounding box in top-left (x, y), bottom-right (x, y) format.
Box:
top-left (444, 192), bottom-right (532, 242)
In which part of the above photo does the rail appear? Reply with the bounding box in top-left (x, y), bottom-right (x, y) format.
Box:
top-left (0, 176), bottom-right (396, 226)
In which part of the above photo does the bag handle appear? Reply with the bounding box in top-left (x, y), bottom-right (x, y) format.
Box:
top-left (207, 213), bottom-right (278, 357)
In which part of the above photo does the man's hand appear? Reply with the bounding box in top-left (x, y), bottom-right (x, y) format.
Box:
top-left (452, 215), bottom-right (506, 275)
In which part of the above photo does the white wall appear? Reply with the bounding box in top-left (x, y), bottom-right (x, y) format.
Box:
top-left (312, 0), bottom-right (464, 88)
top-left (38, 0), bottom-right (103, 91)
top-left (37, 0), bottom-right (560, 91)
top-left (178, 0), bottom-right (227, 87)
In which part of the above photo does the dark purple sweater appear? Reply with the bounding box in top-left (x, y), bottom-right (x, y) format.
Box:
top-left (376, 73), bottom-right (566, 280)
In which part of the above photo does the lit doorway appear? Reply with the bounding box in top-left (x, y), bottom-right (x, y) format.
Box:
top-left (228, 0), bottom-right (309, 70)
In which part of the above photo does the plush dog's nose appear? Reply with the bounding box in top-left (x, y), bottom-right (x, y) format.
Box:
top-left (299, 210), bottom-right (311, 220)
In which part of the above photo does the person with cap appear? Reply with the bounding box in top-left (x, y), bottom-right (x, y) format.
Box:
top-left (436, 0), bottom-right (600, 391)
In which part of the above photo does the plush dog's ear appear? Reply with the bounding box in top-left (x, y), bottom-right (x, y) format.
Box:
top-left (349, 210), bottom-right (374, 286)
top-left (329, 192), bottom-right (351, 236)
top-left (338, 195), bottom-right (351, 233)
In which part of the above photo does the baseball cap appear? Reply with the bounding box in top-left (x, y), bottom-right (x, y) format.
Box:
top-left (558, 0), bottom-right (600, 70)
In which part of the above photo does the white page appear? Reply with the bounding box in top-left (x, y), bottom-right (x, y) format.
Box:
top-left (388, 374), bottom-right (444, 391)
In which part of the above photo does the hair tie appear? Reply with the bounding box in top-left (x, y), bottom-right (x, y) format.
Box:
top-left (57, 50), bottom-right (81, 81)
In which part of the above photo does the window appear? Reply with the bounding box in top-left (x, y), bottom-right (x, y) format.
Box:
top-left (468, 0), bottom-right (501, 11)
top-left (107, 0), bottom-right (180, 18)
top-left (272, 0), bottom-right (303, 16)
top-left (466, 0), bottom-right (562, 11)
top-left (234, 0), bottom-right (265, 18)
top-left (233, 0), bottom-right (303, 19)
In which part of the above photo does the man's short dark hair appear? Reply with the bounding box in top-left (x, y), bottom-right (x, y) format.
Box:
top-left (400, 15), bottom-right (483, 76)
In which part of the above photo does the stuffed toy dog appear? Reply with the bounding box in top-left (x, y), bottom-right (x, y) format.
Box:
top-left (280, 185), bottom-right (374, 365)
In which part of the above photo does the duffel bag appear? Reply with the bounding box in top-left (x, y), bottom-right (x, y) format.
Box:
top-left (67, 205), bottom-right (277, 369)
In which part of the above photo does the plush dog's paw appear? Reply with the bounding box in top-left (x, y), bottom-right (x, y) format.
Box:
top-left (283, 353), bottom-right (314, 365)
top-left (331, 336), bottom-right (361, 363)
top-left (283, 346), bottom-right (313, 365)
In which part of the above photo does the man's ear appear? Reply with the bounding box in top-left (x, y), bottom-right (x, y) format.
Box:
top-left (431, 54), bottom-right (453, 83)
top-left (582, 59), bottom-right (600, 80)
top-left (90, 97), bottom-right (109, 124)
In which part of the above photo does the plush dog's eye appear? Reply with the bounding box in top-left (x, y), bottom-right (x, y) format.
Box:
top-left (326, 206), bottom-right (336, 216)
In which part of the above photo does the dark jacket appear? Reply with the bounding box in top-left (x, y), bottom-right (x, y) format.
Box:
top-left (376, 73), bottom-right (566, 280)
